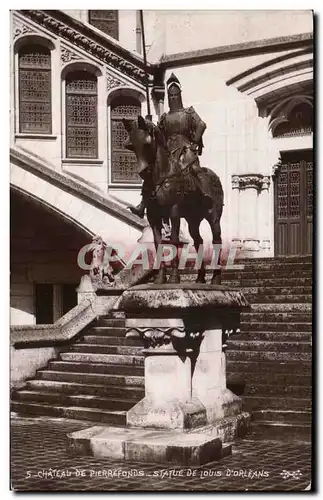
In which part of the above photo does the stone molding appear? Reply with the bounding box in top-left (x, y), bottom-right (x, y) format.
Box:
top-left (106, 74), bottom-right (129, 91)
top-left (13, 17), bottom-right (37, 39)
top-left (21, 10), bottom-right (148, 85)
top-left (60, 47), bottom-right (82, 64)
top-left (232, 174), bottom-right (271, 191)
top-left (161, 32), bottom-right (312, 69)
top-left (10, 145), bottom-right (146, 232)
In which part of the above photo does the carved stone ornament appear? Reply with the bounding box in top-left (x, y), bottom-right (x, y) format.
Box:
top-left (231, 174), bottom-right (270, 192)
top-left (60, 47), bottom-right (81, 64)
top-left (106, 75), bottom-right (128, 91)
top-left (126, 325), bottom-right (205, 350)
top-left (272, 157), bottom-right (283, 177)
top-left (13, 19), bottom-right (35, 39)
top-left (21, 10), bottom-right (147, 85)
top-left (88, 235), bottom-right (116, 287)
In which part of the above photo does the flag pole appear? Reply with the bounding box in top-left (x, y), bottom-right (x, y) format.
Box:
top-left (139, 10), bottom-right (151, 120)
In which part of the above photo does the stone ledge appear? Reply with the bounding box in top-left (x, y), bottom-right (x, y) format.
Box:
top-left (117, 283), bottom-right (250, 312)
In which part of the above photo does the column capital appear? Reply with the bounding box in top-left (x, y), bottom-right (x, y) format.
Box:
top-left (231, 173), bottom-right (271, 192)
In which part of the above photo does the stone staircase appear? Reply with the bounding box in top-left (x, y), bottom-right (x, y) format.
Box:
top-left (12, 256), bottom-right (312, 440)
top-left (222, 255), bottom-right (312, 440)
top-left (11, 317), bottom-right (145, 424)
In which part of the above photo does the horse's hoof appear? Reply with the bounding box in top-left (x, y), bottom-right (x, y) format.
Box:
top-left (196, 278), bottom-right (206, 284)
top-left (154, 271), bottom-right (167, 285)
top-left (211, 275), bottom-right (221, 285)
top-left (168, 274), bottom-right (180, 284)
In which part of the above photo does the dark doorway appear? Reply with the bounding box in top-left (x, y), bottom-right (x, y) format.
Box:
top-left (274, 150), bottom-right (313, 256)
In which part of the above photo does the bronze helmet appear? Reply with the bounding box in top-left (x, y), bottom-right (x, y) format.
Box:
top-left (166, 73), bottom-right (183, 112)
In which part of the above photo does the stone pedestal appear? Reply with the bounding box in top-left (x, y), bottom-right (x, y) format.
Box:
top-left (68, 283), bottom-right (251, 465)
top-left (126, 317), bottom-right (206, 430)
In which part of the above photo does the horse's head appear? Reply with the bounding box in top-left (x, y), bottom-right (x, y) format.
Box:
top-left (122, 115), bottom-right (158, 173)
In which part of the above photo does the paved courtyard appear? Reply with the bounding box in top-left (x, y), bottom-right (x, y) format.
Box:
top-left (10, 416), bottom-right (312, 492)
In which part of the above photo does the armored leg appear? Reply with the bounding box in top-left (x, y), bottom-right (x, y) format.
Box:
top-left (128, 178), bottom-right (151, 218)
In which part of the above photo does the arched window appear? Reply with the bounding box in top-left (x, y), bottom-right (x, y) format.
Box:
top-left (18, 44), bottom-right (51, 134)
top-left (272, 101), bottom-right (313, 138)
top-left (65, 71), bottom-right (98, 159)
top-left (110, 96), bottom-right (141, 184)
top-left (89, 10), bottom-right (119, 40)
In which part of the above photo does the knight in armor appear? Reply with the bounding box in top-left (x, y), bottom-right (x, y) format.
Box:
top-left (129, 73), bottom-right (213, 218)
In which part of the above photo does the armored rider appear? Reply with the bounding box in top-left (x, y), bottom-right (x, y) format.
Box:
top-left (129, 73), bottom-right (213, 218)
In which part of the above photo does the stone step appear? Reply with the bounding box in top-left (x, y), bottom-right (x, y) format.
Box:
top-left (251, 409), bottom-right (311, 424)
top-left (223, 269), bottom-right (312, 280)
top-left (11, 401), bottom-right (127, 425)
top-left (247, 421), bottom-right (311, 441)
top-left (242, 396), bottom-right (311, 411)
top-left (67, 344), bottom-right (144, 356)
top-left (227, 371), bottom-right (311, 386)
top-left (89, 326), bottom-right (127, 337)
top-left (240, 321), bottom-right (312, 332)
top-left (227, 360), bottom-right (311, 375)
top-left (226, 340), bottom-right (311, 353)
top-left (228, 331), bottom-right (311, 342)
top-left (226, 350), bottom-right (311, 362)
top-left (237, 255), bottom-right (312, 263)
top-left (37, 370), bottom-right (144, 387)
top-left (96, 318), bottom-right (125, 327)
top-left (236, 286), bottom-right (312, 296)
top-left (245, 294), bottom-right (312, 304)
top-left (13, 390), bottom-right (138, 411)
top-left (239, 384), bottom-right (311, 398)
top-left (250, 303), bottom-right (311, 313)
top-left (223, 277), bottom-right (312, 287)
top-left (82, 335), bottom-right (142, 346)
top-left (59, 352), bottom-right (144, 366)
top-left (48, 361), bottom-right (144, 376)
top-left (24, 380), bottom-right (144, 400)
top-left (224, 261), bottom-right (313, 271)
top-left (241, 312), bottom-right (312, 323)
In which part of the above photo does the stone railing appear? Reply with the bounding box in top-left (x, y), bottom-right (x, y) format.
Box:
top-left (11, 299), bottom-right (96, 348)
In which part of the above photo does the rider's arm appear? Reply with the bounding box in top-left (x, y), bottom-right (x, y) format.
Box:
top-left (190, 109), bottom-right (206, 154)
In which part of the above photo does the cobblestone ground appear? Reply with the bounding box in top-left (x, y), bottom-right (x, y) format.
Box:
top-left (10, 416), bottom-right (312, 492)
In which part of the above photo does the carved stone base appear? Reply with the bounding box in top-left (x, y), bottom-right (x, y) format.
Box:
top-left (67, 412), bottom-right (250, 465)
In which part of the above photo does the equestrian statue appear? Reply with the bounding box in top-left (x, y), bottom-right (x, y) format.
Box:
top-left (124, 73), bottom-right (224, 285)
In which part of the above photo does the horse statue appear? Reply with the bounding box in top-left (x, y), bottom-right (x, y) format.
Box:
top-left (123, 116), bottom-right (224, 285)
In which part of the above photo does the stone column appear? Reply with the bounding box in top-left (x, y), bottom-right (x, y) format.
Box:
top-left (258, 176), bottom-right (271, 255)
top-left (232, 174), bottom-right (268, 255)
top-left (231, 175), bottom-right (242, 250)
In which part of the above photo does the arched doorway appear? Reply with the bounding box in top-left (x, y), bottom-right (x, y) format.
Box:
top-left (271, 99), bottom-right (313, 256)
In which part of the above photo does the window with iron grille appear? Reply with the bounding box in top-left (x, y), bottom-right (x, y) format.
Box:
top-left (110, 96), bottom-right (141, 184)
top-left (65, 71), bottom-right (98, 159)
top-left (273, 102), bottom-right (313, 138)
top-left (89, 10), bottom-right (119, 40)
top-left (18, 44), bottom-right (52, 134)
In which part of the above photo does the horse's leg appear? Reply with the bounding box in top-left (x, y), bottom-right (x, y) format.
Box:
top-left (168, 204), bottom-right (180, 284)
top-left (150, 215), bottom-right (167, 285)
top-left (206, 212), bottom-right (222, 285)
top-left (187, 218), bottom-right (206, 283)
